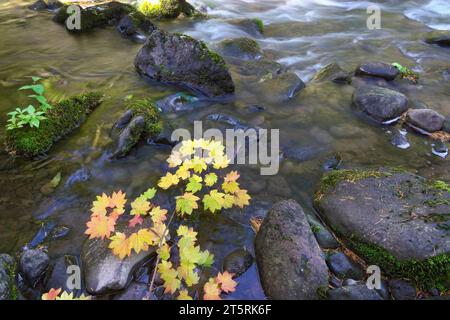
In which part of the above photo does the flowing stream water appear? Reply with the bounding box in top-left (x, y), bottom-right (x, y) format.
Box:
top-left (0, 0), bottom-right (449, 299)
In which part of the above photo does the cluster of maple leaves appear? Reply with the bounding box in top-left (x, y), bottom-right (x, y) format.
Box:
top-left (42, 139), bottom-right (246, 300)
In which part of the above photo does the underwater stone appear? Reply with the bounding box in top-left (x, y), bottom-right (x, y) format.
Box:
top-left (355, 62), bottom-right (399, 81)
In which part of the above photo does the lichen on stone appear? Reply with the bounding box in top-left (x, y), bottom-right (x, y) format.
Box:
top-left (127, 98), bottom-right (162, 138)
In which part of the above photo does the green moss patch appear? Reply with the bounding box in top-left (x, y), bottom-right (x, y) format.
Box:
top-left (128, 98), bottom-right (162, 138)
top-left (5, 92), bottom-right (103, 157)
top-left (314, 169), bottom-right (388, 202)
top-left (348, 236), bottom-right (449, 291)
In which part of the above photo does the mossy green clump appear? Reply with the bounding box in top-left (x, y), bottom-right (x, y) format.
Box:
top-left (137, 0), bottom-right (199, 19)
top-left (314, 169), bottom-right (388, 202)
top-left (128, 98), bottom-right (162, 138)
top-left (253, 18), bottom-right (264, 34)
top-left (348, 237), bottom-right (450, 291)
top-left (5, 92), bottom-right (103, 157)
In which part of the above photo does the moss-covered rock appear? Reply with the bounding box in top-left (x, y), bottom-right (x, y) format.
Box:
top-left (216, 37), bottom-right (263, 61)
top-left (128, 98), bottom-right (162, 138)
top-left (53, 1), bottom-right (135, 32)
top-left (5, 92), bottom-right (103, 157)
top-left (228, 18), bottom-right (264, 37)
top-left (111, 98), bottom-right (162, 158)
top-left (314, 168), bottom-right (450, 290)
top-left (135, 29), bottom-right (234, 97)
top-left (137, 0), bottom-right (201, 19)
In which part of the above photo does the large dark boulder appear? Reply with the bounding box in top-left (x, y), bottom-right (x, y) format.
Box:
top-left (255, 200), bottom-right (329, 299)
top-left (355, 62), bottom-right (399, 81)
top-left (135, 30), bottom-right (234, 98)
top-left (19, 249), bottom-right (49, 288)
top-left (314, 169), bottom-right (450, 290)
top-left (406, 109), bottom-right (445, 133)
top-left (352, 85), bottom-right (408, 122)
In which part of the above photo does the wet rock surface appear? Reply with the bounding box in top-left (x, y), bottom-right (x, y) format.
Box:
top-left (389, 279), bottom-right (416, 300)
top-left (112, 116), bottom-right (145, 158)
top-left (19, 249), bottom-right (49, 288)
top-left (355, 62), bottom-right (399, 81)
top-left (406, 109), bottom-right (445, 133)
top-left (81, 222), bottom-right (156, 295)
top-left (315, 169), bottom-right (450, 261)
top-left (327, 284), bottom-right (383, 300)
top-left (135, 29), bottom-right (234, 98)
top-left (352, 85), bottom-right (408, 122)
top-left (255, 200), bottom-right (329, 299)
top-left (216, 37), bottom-right (263, 61)
top-left (425, 30), bottom-right (450, 47)
top-left (326, 252), bottom-right (364, 280)
top-left (223, 249), bottom-right (254, 277)
top-left (313, 62), bottom-right (351, 84)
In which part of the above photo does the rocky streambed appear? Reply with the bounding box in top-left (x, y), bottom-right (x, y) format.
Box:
top-left (0, 0), bottom-right (449, 300)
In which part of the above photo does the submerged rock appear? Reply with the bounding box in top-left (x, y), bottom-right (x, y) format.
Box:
top-left (19, 249), bottom-right (49, 288)
top-left (307, 215), bottom-right (339, 249)
top-left (355, 62), bottom-right (399, 81)
top-left (114, 282), bottom-right (150, 300)
top-left (442, 116), bottom-right (450, 133)
top-left (425, 30), bottom-right (450, 47)
top-left (82, 222), bottom-right (156, 295)
top-left (431, 141), bottom-right (448, 159)
top-left (227, 18), bottom-right (264, 37)
top-left (135, 30), bottom-right (234, 98)
top-left (327, 284), bottom-right (383, 300)
top-left (255, 200), bottom-right (329, 299)
top-left (112, 116), bottom-right (145, 158)
top-left (406, 109), bottom-right (445, 133)
top-left (390, 130), bottom-right (410, 149)
top-left (326, 252), bottom-right (364, 280)
top-left (0, 254), bottom-right (15, 300)
top-left (314, 168), bottom-right (450, 290)
top-left (257, 72), bottom-right (305, 102)
top-left (223, 249), bottom-right (254, 277)
top-left (156, 92), bottom-right (203, 113)
top-left (312, 62), bottom-right (351, 84)
top-left (216, 37), bottom-right (263, 61)
top-left (352, 85), bottom-right (408, 123)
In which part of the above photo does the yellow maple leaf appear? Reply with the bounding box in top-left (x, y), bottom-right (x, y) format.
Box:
top-left (179, 140), bottom-right (195, 156)
top-left (213, 155), bottom-right (230, 169)
top-left (109, 190), bottom-right (127, 210)
top-left (130, 197), bottom-right (151, 216)
top-left (91, 193), bottom-right (110, 216)
top-left (167, 151), bottom-right (183, 168)
top-left (204, 173), bottom-right (218, 187)
top-left (203, 278), bottom-right (222, 300)
top-left (158, 172), bottom-right (179, 190)
top-left (223, 194), bottom-right (235, 209)
top-left (222, 180), bottom-right (240, 194)
top-left (176, 164), bottom-right (191, 180)
top-left (175, 192), bottom-right (200, 216)
top-left (150, 206), bottom-right (168, 224)
top-left (203, 190), bottom-right (225, 213)
top-left (109, 232), bottom-right (131, 259)
top-left (234, 189), bottom-right (251, 208)
top-left (177, 289), bottom-right (193, 300)
top-left (224, 171), bottom-right (240, 183)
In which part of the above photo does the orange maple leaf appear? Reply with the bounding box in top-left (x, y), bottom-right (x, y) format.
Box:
top-left (216, 271), bottom-right (237, 293)
top-left (224, 171), bottom-right (240, 183)
top-left (128, 215), bottom-right (143, 228)
top-left (203, 278), bottom-right (222, 300)
top-left (109, 190), bottom-right (127, 209)
top-left (42, 288), bottom-right (61, 300)
top-left (85, 214), bottom-right (116, 239)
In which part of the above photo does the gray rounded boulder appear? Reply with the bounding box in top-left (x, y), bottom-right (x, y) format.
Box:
top-left (406, 109), bottom-right (445, 133)
top-left (352, 85), bottom-right (408, 122)
top-left (255, 200), bottom-right (329, 300)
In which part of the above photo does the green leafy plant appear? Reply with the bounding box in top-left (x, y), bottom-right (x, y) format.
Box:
top-left (43, 138), bottom-right (250, 300)
top-left (392, 62), bottom-right (419, 83)
top-left (6, 77), bottom-right (53, 130)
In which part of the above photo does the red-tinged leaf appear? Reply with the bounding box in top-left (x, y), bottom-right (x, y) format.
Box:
top-left (128, 215), bottom-right (144, 228)
top-left (216, 271), bottom-right (237, 293)
top-left (203, 278), bottom-right (222, 300)
top-left (42, 288), bottom-right (61, 300)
